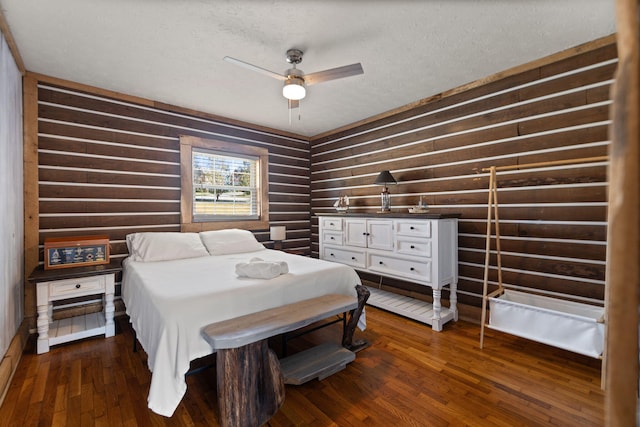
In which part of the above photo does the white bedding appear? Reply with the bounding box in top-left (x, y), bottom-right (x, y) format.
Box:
top-left (122, 248), bottom-right (363, 417)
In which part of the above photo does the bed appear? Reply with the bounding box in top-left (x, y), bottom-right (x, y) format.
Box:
top-left (121, 229), bottom-right (365, 417)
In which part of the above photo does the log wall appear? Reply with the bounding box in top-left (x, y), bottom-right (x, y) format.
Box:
top-left (24, 75), bottom-right (311, 320)
top-left (33, 81), bottom-right (311, 254)
top-left (24, 36), bottom-right (616, 321)
top-left (310, 36), bottom-right (617, 313)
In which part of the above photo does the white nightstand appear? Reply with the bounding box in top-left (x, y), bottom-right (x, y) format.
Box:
top-left (28, 261), bottom-right (122, 354)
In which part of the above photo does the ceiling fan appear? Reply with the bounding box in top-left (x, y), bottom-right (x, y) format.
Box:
top-left (223, 48), bottom-right (364, 110)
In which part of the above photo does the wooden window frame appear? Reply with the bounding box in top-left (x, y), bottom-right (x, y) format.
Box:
top-left (180, 135), bottom-right (269, 232)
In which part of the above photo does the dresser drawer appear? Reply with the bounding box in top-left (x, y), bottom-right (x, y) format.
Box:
top-left (321, 217), bottom-right (342, 231)
top-left (396, 220), bottom-right (431, 238)
top-left (322, 231), bottom-right (343, 245)
top-left (368, 253), bottom-right (432, 283)
top-left (396, 238), bottom-right (432, 258)
top-left (322, 247), bottom-right (366, 269)
top-left (48, 275), bottom-right (106, 300)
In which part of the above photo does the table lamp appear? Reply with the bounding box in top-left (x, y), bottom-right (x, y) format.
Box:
top-left (373, 170), bottom-right (397, 212)
top-left (270, 225), bottom-right (286, 250)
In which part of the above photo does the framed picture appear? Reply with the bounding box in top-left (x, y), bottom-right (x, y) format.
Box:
top-left (44, 235), bottom-right (110, 270)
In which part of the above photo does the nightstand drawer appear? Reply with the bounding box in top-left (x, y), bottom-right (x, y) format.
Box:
top-left (48, 275), bottom-right (106, 300)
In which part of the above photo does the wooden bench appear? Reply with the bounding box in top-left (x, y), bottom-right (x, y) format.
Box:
top-left (201, 291), bottom-right (368, 427)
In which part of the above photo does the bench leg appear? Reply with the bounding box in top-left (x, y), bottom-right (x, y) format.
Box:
top-left (216, 339), bottom-right (285, 427)
top-left (342, 284), bottom-right (370, 352)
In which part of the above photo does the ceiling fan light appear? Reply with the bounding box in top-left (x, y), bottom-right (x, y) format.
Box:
top-left (283, 77), bottom-right (306, 100)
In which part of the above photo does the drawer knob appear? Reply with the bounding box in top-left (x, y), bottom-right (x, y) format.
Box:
top-left (75, 284), bottom-right (81, 289)
top-left (351, 257), bottom-right (356, 260)
top-left (330, 236), bottom-right (335, 240)
top-left (410, 245), bottom-right (415, 249)
top-left (330, 253), bottom-right (335, 257)
top-left (410, 226), bottom-right (415, 230)
top-left (410, 267), bottom-right (415, 271)
top-left (379, 261), bottom-right (384, 265)
top-left (330, 222), bottom-right (334, 226)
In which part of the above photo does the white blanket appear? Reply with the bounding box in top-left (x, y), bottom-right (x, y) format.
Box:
top-left (122, 249), bottom-right (364, 417)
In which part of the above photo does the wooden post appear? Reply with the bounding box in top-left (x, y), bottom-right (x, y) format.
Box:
top-left (480, 167), bottom-right (496, 349)
top-left (492, 168), bottom-right (503, 293)
top-left (216, 340), bottom-right (285, 427)
top-left (605, 0), bottom-right (640, 425)
top-left (23, 74), bottom-right (40, 328)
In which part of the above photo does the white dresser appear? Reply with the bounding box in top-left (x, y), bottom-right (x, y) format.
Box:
top-left (319, 214), bottom-right (459, 331)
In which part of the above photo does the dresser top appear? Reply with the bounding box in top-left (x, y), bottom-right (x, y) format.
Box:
top-left (316, 212), bottom-right (461, 219)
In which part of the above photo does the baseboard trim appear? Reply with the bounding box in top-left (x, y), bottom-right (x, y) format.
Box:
top-left (0, 320), bottom-right (30, 407)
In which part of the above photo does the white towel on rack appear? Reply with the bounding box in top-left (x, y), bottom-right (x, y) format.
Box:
top-left (235, 257), bottom-right (289, 279)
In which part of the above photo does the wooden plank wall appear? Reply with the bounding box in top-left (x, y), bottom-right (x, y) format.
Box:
top-left (25, 76), bottom-right (311, 319)
top-left (310, 36), bottom-right (616, 315)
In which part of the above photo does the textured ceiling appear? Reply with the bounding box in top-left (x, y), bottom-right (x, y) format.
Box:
top-left (1, 0), bottom-right (616, 137)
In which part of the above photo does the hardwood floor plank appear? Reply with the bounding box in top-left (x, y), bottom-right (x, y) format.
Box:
top-left (0, 375), bottom-right (19, 420)
top-left (93, 387), bottom-right (107, 422)
top-left (65, 394), bottom-right (81, 426)
top-left (53, 384), bottom-right (67, 413)
top-left (38, 361), bottom-right (60, 424)
top-left (67, 359), bottom-right (82, 398)
top-left (29, 359), bottom-right (49, 404)
top-left (114, 369), bottom-right (138, 425)
top-left (0, 308), bottom-right (605, 426)
top-left (381, 385), bottom-right (450, 426)
top-left (24, 402), bottom-right (42, 426)
top-left (317, 377), bottom-right (372, 423)
top-left (104, 386), bottom-right (124, 426)
top-left (12, 375), bottom-right (35, 424)
top-left (272, 389), bottom-right (328, 426)
top-left (51, 409), bottom-right (67, 427)
top-left (80, 382), bottom-right (94, 417)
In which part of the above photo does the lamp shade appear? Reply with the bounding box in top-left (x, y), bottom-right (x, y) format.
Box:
top-left (270, 225), bottom-right (286, 241)
top-left (374, 170), bottom-right (397, 186)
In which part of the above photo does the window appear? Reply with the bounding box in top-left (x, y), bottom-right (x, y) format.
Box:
top-left (180, 135), bottom-right (269, 231)
top-left (193, 150), bottom-right (258, 220)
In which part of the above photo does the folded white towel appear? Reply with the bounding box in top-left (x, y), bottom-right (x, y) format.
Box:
top-left (249, 257), bottom-right (288, 274)
top-left (236, 257), bottom-right (289, 279)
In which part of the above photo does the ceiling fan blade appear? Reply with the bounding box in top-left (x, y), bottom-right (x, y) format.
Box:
top-left (223, 56), bottom-right (286, 81)
top-left (304, 63), bottom-right (364, 85)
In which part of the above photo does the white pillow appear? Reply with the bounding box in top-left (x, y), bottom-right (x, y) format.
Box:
top-left (126, 232), bottom-right (210, 262)
top-left (199, 229), bottom-right (265, 255)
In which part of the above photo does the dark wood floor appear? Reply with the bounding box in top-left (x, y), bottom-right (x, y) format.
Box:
top-left (0, 306), bottom-right (604, 426)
